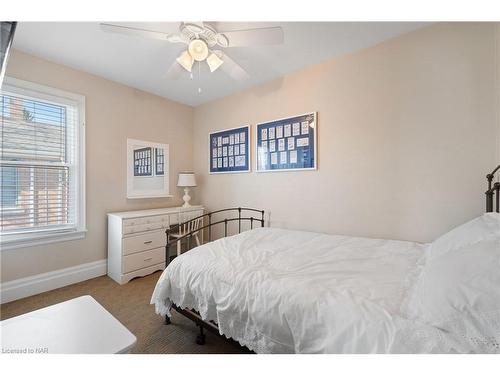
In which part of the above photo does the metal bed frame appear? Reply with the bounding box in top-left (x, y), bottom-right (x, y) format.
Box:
top-left (486, 165), bottom-right (500, 213)
top-left (161, 165), bottom-right (500, 349)
top-left (163, 207), bottom-right (264, 349)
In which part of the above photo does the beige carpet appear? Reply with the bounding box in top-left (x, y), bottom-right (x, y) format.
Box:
top-left (0, 271), bottom-right (247, 354)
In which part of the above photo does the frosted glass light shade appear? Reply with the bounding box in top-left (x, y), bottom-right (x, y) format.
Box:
top-left (177, 172), bottom-right (197, 187)
top-left (176, 51), bottom-right (194, 72)
top-left (206, 52), bottom-right (224, 72)
top-left (188, 39), bottom-right (209, 61)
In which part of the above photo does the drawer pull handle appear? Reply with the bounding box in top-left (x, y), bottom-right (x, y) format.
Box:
top-left (144, 240), bottom-right (153, 244)
top-left (144, 257), bottom-right (153, 261)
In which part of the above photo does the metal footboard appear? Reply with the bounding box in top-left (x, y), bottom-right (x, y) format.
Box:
top-left (165, 207), bottom-right (265, 266)
top-left (162, 207), bottom-right (264, 350)
top-left (486, 165), bottom-right (500, 212)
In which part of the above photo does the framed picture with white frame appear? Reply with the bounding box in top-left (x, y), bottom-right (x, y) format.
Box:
top-left (255, 112), bottom-right (317, 172)
top-left (127, 138), bottom-right (171, 199)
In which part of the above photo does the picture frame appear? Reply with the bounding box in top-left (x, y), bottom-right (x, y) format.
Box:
top-left (208, 125), bottom-right (251, 174)
top-left (155, 147), bottom-right (165, 176)
top-left (127, 138), bottom-right (171, 199)
top-left (255, 112), bottom-right (317, 172)
top-left (133, 147), bottom-right (152, 177)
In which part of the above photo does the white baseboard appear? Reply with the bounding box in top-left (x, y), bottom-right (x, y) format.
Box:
top-left (0, 259), bottom-right (107, 304)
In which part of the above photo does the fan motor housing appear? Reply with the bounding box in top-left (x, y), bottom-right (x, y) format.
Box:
top-left (180, 22), bottom-right (227, 48)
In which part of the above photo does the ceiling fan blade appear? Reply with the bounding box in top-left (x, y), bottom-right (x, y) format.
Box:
top-left (166, 60), bottom-right (185, 80)
top-left (220, 27), bottom-right (284, 47)
top-left (217, 52), bottom-right (250, 81)
top-left (100, 23), bottom-right (181, 42)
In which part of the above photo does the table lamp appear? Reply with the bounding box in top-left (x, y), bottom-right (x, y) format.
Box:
top-left (177, 172), bottom-right (197, 208)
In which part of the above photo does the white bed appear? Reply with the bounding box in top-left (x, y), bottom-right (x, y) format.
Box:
top-left (151, 213), bottom-right (500, 354)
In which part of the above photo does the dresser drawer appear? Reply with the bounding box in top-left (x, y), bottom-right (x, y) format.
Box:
top-left (123, 221), bottom-right (167, 235)
top-left (123, 215), bottom-right (169, 228)
top-left (122, 230), bottom-right (166, 256)
top-left (123, 247), bottom-right (165, 273)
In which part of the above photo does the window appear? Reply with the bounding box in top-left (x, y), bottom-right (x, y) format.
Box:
top-left (0, 166), bottom-right (18, 207)
top-left (0, 77), bottom-right (85, 249)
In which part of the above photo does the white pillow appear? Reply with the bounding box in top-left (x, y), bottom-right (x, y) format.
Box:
top-left (427, 213), bottom-right (500, 260)
top-left (408, 213), bottom-right (500, 353)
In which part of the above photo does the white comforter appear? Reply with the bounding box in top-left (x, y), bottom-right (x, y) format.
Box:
top-left (151, 227), bottom-right (464, 353)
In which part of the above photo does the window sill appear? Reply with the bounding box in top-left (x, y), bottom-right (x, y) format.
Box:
top-left (0, 229), bottom-right (87, 251)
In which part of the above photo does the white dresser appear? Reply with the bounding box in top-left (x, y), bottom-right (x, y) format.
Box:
top-left (107, 205), bottom-right (204, 285)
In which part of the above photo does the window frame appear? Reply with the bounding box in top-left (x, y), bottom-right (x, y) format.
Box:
top-left (0, 77), bottom-right (86, 250)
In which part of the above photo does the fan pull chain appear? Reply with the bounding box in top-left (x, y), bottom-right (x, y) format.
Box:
top-left (198, 61), bottom-right (202, 94)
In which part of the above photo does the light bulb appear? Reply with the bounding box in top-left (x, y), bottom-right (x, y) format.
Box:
top-left (188, 39), bottom-right (209, 62)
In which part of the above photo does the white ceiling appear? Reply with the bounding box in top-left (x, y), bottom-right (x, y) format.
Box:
top-left (12, 22), bottom-right (429, 107)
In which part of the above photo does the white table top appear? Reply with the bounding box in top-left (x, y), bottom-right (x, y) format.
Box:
top-left (107, 205), bottom-right (204, 219)
top-left (0, 295), bottom-right (137, 354)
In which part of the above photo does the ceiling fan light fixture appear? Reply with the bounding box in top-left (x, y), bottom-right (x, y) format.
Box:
top-left (188, 39), bottom-right (209, 61)
top-left (176, 50), bottom-right (194, 72)
top-left (206, 52), bottom-right (224, 72)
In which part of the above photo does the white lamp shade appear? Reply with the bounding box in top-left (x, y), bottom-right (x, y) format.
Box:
top-left (177, 173), bottom-right (197, 187)
top-left (176, 51), bottom-right (194, 72)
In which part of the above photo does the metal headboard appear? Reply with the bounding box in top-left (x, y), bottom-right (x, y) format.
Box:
top-left (165, 207), bottom-right (265, 266)
top-left (486, 165), bottom-right (500, 212)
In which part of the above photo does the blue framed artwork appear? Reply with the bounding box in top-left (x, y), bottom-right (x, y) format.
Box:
top-left (209, 126), bottom-right (250, 173)
top-left (155, 148), bottom-right (165, 176)
top-left (133, 147), bottom-right (152, 176)
top-left (256, 112), bottom-right (317, 172)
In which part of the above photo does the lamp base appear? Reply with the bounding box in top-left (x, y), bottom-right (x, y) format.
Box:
top-left (182, 187), bottom-right (192, 208)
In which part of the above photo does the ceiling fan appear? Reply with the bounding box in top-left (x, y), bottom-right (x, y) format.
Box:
top-left (100, 22), bottom-right (284, 81)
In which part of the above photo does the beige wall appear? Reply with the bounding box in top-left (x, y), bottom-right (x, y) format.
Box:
top-left (1, 50), bottom-right (194, 282)
top-left (193, 23), bottom-right (500, 243)
top-left (496, 23), bottom-right (500, 163)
